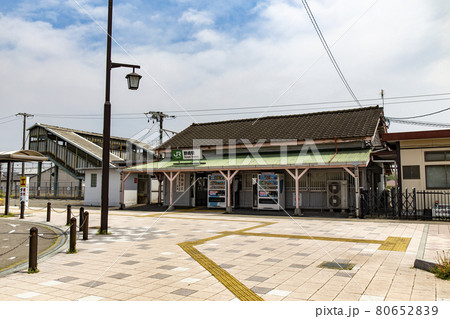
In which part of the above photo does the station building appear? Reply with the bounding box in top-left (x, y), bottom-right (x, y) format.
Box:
top-left (124, 106), bottom-right (388, 216)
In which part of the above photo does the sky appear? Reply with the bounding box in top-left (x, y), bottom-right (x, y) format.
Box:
top-left (0, 0), bottom-right (449, 151)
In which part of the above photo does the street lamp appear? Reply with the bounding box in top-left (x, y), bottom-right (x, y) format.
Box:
top-left (100, 0), bottom-right (142, 234)
top-left (126, 68), bottom-right (142, 90)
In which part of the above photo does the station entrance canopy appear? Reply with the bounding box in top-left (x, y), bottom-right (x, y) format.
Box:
top-left (124, 149), bottom-right (371, 173)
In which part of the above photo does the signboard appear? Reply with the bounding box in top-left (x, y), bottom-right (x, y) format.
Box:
top-left (20, 176), bottom-right (29, 207)
top-left (171, 149), bottom-right (202, 161)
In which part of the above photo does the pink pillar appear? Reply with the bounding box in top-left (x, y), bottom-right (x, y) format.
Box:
top-left (295, 168), bottom-right (299, 209)
top-left (219, 169), bottom-right (239, 213)
top-left (285, 168), bottom-right (309, 216)
top-left (163, 171), bottom-right (180, 210)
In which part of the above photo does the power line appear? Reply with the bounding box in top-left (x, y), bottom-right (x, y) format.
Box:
top-left (27, 100), bottom-right (450, 120)
top-left (3, 92), bottom-right (449, 121)
top-left (0, 118), bottom-right (21, 125)
top-left (300, 0), bottom-right (361, 107)
top-left (386, 118), bottom-right (450, 128)
top-left (27, 95), bottom-right (450, 120)
top-left (389, 106), bottom-right (450, 120)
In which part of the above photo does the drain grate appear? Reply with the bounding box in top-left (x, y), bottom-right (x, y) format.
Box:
top-left (318, 261), bottom-right (354, 270)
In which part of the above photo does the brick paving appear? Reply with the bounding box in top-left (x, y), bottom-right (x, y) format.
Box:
top-left (0, 206), bottom-right (449, 301)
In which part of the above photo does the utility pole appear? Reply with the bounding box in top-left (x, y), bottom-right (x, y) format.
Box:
top-left (16, 112), bottom-right (34, 176)
top-left (144, 111), bottom-right (175, 146)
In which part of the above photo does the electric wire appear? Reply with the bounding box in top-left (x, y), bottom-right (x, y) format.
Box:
top-left (300, 0), bottom-right (361, 107)
top-left (385, 118), bottom-right (450, 128)
top-left (26, 93), bottom-right (450, 119)
top-left (388, 106), bottom-right (450, 120)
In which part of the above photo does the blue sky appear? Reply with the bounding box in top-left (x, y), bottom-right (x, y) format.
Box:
top-left (1, 0), bottom-right (450, 151)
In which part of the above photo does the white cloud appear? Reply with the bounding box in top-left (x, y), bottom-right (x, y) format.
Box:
top-left (1, 0), bottom-right (450, 151)
top-left (179, 8), bottom-right (214, 26)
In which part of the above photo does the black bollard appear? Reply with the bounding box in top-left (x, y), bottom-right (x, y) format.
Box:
top-left (69, 217), bottom-right (77, 253)
top-left (66, 205), bottom-right (72, 226)
top-left (46, 202), bottom-right (51, 222)
top-left (28, 227), bottom-right (38, 273)
top-left (79, 207), bottom-right (85, 232)
top-left (20, 201), bottom-right (25, 219)
top-left (83, 211), bottom-right (89, 241)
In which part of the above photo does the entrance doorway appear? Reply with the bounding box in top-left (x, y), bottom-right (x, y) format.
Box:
top-left (137, 174), bottom-right (149, 204)
top-left (195, 173), bottom-right (208, 207)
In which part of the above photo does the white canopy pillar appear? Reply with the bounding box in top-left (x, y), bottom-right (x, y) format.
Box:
top-left (285, 168), bottom-right (309, 216)
top-left (219, 169), bottom-right (239, 213)
top-left (163, 171), bottom-right (180, 211)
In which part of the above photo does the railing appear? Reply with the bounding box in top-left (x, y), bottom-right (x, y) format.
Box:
top-left (360, 188), bottom-right (450, 221)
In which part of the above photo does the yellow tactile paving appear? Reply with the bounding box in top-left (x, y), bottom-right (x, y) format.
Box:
top-left (378, 236), bottom-right (411, 252)
top-left (175, 213), bottom-right (412, 300)
top-left (222, 230), bottom-right (386, 245)
top-left (178, 242), bottom-right (263, 301)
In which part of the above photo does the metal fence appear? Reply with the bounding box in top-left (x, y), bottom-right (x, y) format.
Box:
top-left (0, 183), bottom-right (84, 199)
top-left (360, 188), bottom-right (450, 221)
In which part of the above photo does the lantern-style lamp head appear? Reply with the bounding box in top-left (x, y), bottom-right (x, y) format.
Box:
top-left (125, 68), bottom-right (142, 90)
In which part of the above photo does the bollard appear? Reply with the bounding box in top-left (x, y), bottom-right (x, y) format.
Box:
top-left (79, 207), bottom-right (85, 232)
top-left (83, 211), bottom-right (89, 241)
top-left (20, 201), bottom-right (25, 219)
top-left (66, 205), bottom-right (72, 226)
top-left (69, 217), bottom-right (77, 253)
top-left (28, 227), bottom-right (39, 273)
top-left (46, 202), bottom-right (51, 222)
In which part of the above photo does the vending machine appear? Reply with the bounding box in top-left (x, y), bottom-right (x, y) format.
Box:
top-left (207, 174), bottom-right (227, 208)
top-left (257, 173), bottom-right (285, 210)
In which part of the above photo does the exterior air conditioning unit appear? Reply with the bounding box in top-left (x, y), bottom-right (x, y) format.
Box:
top-left (327, 180), bottom-right (348, 210)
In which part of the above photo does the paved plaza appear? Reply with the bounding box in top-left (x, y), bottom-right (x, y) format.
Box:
top-left (1, 205), bottom-right (450, 301)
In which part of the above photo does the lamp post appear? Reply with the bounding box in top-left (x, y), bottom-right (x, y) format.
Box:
top-left (100, 0), bottom-right (142, 234)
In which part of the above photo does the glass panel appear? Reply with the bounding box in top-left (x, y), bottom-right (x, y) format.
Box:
top-left (426, 166), bottom-right (446, 188)
top-left (425, 152), bottom-right (445, 162)
top-left (403, 165), bottom-right (420, 179)
top-left (91, 173), bottom-right (97, 188)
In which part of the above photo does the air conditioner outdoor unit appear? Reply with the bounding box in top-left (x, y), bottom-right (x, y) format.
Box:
top-left (327, 180), bottom-right (348, 210)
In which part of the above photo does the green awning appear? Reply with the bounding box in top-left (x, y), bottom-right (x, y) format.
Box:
top-left (124, 149), bottom-right (371, 173)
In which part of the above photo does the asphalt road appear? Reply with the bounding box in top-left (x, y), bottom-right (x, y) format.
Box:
top-left (0, 219), bottom-right (61, 271)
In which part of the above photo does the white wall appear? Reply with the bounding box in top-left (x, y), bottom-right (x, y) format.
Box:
top-left (84, 169), bottom-right (121, 207)
top-left (123, 173), bottom-right (138, 206)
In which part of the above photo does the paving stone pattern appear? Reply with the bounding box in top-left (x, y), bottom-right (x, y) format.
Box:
top-left (0, 207), bottom-right (449, 301)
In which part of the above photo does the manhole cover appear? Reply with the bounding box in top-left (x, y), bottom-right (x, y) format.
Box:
top-left (318, 261), bottom-right (354, 270)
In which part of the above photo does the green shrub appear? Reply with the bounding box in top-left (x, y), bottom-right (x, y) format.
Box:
top-left (432, 250), bottom-right (450, 280)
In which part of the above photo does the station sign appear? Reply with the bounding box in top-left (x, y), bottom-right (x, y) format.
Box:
top-left (171, 149), bottom-right (202, 161)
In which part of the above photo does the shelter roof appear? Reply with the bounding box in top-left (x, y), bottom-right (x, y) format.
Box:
top-left (0, 150), bottom-right (48, 163)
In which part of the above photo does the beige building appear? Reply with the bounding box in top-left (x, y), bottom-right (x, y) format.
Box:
top-left (383, 130), bottom-right (450, 191)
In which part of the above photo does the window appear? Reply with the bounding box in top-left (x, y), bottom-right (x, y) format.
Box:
top-left (403, 165), bottom-right (420, 179)
top-left (426, 165), bottom-right (450, 189)
top-left (91, 173), bottom-right (97, 188)
top-left (425, 151), bottom-right (450, 162)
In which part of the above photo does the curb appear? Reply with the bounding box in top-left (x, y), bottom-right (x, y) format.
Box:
top-left (413, 224), bottom-right (437, 273)
top-left (0, 220), bottom-right (68, 277)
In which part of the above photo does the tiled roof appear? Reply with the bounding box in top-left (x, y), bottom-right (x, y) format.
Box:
top-left (159, 106), bottom-right (383, 149)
